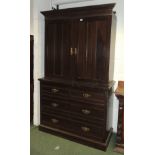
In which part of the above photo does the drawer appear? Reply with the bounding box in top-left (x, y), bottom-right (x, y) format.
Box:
top-left (41, 98), bottom-right (105, 121)
top-left (41, 113), bottom-right (105, 141)
top-left (41, 84), bottom-right (69, 97)
top-left (70, 89), bottom-right (106, 101)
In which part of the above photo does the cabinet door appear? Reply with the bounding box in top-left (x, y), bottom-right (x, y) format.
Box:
top-left (45, 20), bottom-right (73, 80)
top-left (74, 17), bottom-right (110, 83)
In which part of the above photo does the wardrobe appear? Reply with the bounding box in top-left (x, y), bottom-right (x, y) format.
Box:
top-left (39, 3), bottom-right (116, 151)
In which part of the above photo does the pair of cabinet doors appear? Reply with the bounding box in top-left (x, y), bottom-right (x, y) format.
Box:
top-left (45, 17), bottom-right (111, 83)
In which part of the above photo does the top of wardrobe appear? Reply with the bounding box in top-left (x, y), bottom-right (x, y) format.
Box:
top-left (41, 3), bottom-right (116, 19)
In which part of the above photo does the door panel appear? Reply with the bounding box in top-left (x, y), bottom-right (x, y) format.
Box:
top-left (75, 18), bottom-right (109, 83)
top-left (45, 20), bottom-right (72, 79)
top-left (87, 21), bottom-right (97, 80)
top-left (96, 20), bottom-right (108, 82)
top-left (54, 23), bottom-right (63, 75)
top-left (73, 20), bottom-right (87, 80)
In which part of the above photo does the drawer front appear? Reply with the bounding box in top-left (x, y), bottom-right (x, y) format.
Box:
top-left (41, 83), bottom-right (106, 105)
top-left (41, 98), bottom-right (105, 120)
top-left (41, 113), bottom-right (105, 141)
top-left (41, 84), bottom-right (69, 97)
top-left (70, 89), bottom-right (106, 102)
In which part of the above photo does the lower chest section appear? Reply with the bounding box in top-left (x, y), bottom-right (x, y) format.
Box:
top-left (39, 80), bottom-right (112, 150)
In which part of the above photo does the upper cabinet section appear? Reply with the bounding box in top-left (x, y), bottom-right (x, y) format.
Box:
top-left (42, 4), bottom-right (116, 84)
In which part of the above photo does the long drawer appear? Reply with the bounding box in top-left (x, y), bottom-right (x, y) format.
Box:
top-left (41, 98), bottom-right (105, 121)
top-left (70, 89), bottom-right (106, 102)
top-left (41, 86), bottom-right (106, 104)
top-left (41, 112), bottom-right (106, 141)
top-left (41, 84), bottom-right (69, 97)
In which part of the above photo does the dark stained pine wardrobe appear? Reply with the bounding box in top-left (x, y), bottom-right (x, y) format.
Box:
top-left (39, 3), bottom-right (116, 151)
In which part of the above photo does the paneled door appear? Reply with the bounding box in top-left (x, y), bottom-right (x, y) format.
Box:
top-left (73, 17), bottom-right (111, 83)
top-left (45, 20), bottom-right (74, 80)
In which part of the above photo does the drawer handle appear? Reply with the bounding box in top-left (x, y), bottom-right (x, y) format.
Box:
top-left (51, 103), bottom-right (59, 108)
top-left (81, 127), bottom-right (90, 132)
top-left (82, 109), bottom-right (91, 115)
top-left (51, 118), bottom-right (59, 123)
top-left (51, 88), bottom-right (59, 93)
top-left (83, 93), bottom-right (91, 98)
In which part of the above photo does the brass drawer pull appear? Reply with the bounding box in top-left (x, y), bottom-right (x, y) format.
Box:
top-left (81, 127), bottom-right (90, 132)
top-left (82, 109), bottom-right (91, 115)
top-left (51, 103), bottom-right (59, 107)
top-left (83, 93), bottom-right (91, 98)
top-left (51, 88), bottom-right (59, 93)
top-left (51, 118), bottom-right (59, 124)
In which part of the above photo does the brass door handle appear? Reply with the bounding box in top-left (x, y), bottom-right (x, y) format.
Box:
top-left (51, 118), bottom-right (59, 123)
top-left (51, 103), bottom-right (59, 107)
top-left (51, 88), bottom-right (59, 93)
top-left (74, 48), bottom-right (77, 55)
top-left (70, 48), bottom-right (73, 56)
top-left (82, 109), bottom-right (91, 115)
top-left (83, 93), bottom-right (91, 98)
top-left (81, 126), bottom-right (90, 132)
